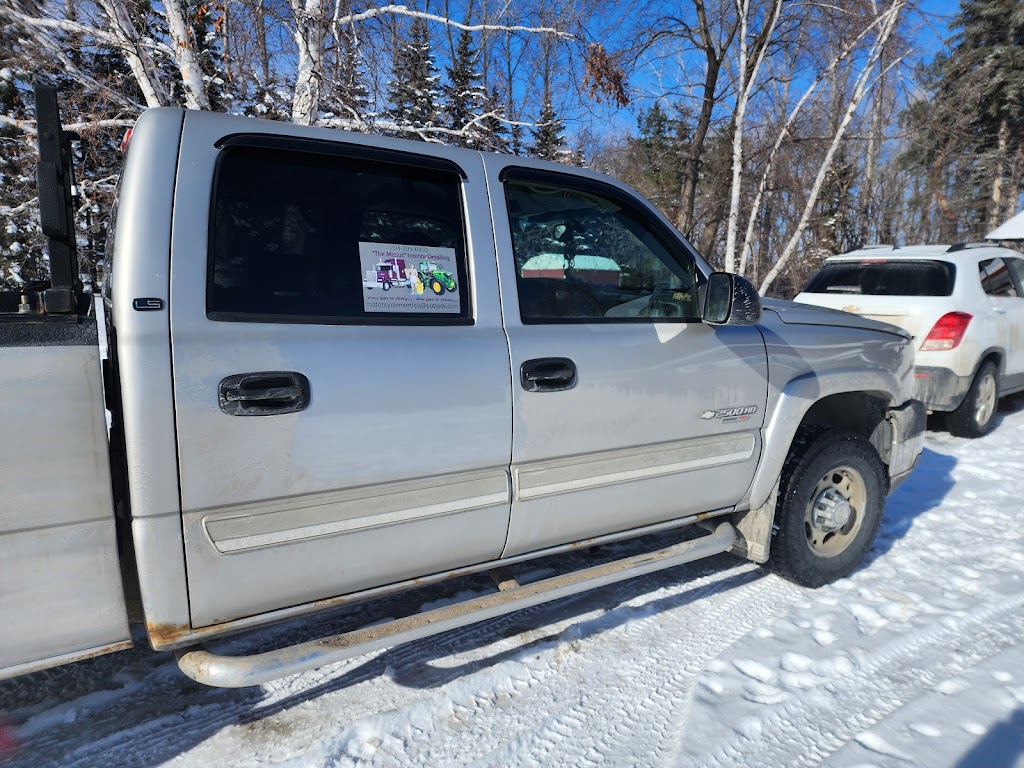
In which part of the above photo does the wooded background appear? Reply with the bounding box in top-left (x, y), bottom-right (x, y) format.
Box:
top-left (1, 0), bottom-right (1021, 297)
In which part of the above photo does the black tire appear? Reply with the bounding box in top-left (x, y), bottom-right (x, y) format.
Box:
top-left (946, 360), bottom-right (999, 438)
top-left (769, 427), bottom-right (887, 588)
top-left (430, 279), bottom-right (445, 295)
top-left (382, 280), bottom-right (392, 292)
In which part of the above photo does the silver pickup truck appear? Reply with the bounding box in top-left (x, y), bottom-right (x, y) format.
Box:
top-left (0, 86), bottom-right (924, 688)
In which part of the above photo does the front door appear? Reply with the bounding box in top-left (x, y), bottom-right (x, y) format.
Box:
top-left (486, 162), bottom-right (770, 556)
top-left (169, 117), bottom-right (512, 627)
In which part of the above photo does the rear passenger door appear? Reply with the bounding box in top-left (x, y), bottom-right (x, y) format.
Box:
top-left (1002, 257), bottom-right (1024, 386)
top-left (979, 256), bottom-right (1024, 382)
top-left (169, 116), bottom-right (512, 627)
top-left (485, 162), bottom-right (770, 557)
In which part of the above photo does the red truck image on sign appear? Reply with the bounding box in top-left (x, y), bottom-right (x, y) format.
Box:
top-left (363, 258), bottom-right (409, 291)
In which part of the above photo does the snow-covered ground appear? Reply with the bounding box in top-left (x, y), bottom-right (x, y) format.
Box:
top-left (4, 402), bottom-right (1024, 768)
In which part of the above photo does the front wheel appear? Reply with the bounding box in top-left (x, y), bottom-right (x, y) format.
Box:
top-left (946, 360), bottom-right (998, 438)
top-left (769, 427), bottom-right (886, 588)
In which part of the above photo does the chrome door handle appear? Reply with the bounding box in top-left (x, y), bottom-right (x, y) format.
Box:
top-left (219, 371), bottom-right (311, 416)
top-left (521, 358), bottom-right (577, 392)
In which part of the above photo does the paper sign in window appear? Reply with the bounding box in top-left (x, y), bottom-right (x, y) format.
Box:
top-left (359, 243), bottom-right (461, 314)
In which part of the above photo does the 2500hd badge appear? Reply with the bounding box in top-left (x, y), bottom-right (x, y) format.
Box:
top-left (701, 406), bottom-right (759, 422)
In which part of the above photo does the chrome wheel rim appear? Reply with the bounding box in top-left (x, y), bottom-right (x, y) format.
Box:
top-left (804, 465), bottom-right (866, 558)
top-left (975, 372), bottom-right (997, 427)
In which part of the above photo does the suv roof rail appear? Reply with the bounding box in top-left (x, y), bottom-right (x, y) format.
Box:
top-left (946, 242), bottom-right (990, 253)
top-left (861, 244), bottom-right (897, 250)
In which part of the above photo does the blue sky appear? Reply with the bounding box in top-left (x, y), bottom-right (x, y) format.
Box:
top-left (562, 0), bottom-right (965, 147)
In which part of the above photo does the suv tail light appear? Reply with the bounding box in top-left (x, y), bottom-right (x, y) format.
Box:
top-left (920, 312), bottom-right (972, 351)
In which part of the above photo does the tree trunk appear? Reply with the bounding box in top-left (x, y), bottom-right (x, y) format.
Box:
top-left (859, 71), bottom-right (884, 246)
top-left (257, 0), bottom-right (271, 84)
top-left (737, 9), bottom-right (887, 275)
top-left (675, 1), bottom-right (737, 238)
top-left (98, 0), bottom-right (168, 108)
top-left (723, 0), bottom-right (782, 273)
top-left (164, 0), bottom-right (212, 109)
top-left (989, 116), bottom-right (1010, 232)
top-left (292, 0), bottom-right (325, 125)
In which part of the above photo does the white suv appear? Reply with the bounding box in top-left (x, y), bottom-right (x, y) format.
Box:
top-left (795, 244), bottom-right (1024, 437)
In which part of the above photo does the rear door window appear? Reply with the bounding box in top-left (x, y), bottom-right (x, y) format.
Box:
top-left (1008, 257), bottom-right (1024, 289)
top-left (803, 261), bottom-right (954, 296)
top-left (208, 145), bottom-right (470, 324)
top-left (979, 258), bottom-right (1018, 298)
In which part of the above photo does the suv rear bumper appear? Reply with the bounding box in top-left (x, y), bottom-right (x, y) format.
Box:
top-left (913, 366), bottom-right (972, 412)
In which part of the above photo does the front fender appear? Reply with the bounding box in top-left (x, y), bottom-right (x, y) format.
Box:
top-left (743, 367), bottom-right (905, 510)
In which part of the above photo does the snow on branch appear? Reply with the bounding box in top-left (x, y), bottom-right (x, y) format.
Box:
top-left (0, 116), bottom-right (138, 137)
top-left (337, 5), bottom-right (576, 39)
top-left (0, 6), bottom-right (121, 47)
top-left (0, 19), bottom-right (148, 113)
top-left (319, 109), bottom-right (542, 143)
top-left (0, 199), bottom-right (37, 218)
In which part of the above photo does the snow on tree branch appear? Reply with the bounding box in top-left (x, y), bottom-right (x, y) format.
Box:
top-left (337, 5), bottom-right (575, 39)
top-left (0, 116), bottom-right (137, 137)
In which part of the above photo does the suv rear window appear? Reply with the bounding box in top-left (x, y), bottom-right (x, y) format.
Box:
top-left (803, 261), bottom-right (955, 296)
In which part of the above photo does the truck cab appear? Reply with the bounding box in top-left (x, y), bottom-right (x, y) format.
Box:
top-left (0, 96), bottom-right (924, 687)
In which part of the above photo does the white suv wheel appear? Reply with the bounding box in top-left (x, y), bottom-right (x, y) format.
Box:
top-left (948, 360), bottom-right (999, 438)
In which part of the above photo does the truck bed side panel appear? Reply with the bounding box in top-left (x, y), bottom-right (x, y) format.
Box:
top-left (0, 320), bottom-right (132, 676)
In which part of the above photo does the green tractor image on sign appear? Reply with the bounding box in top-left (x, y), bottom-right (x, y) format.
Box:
top-left (418, 261), bottom-right (457, 295)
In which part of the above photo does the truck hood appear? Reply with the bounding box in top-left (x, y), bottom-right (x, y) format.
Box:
top-left (762, 298), bottom-right (910, 340)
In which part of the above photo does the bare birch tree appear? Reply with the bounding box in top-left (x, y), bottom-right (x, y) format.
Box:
top-left (721, 0), bottom-right (782, 273)
top-left (735, 6), bottom-right (899, 277)
top-left (757, 0), bottom-right (906, 294)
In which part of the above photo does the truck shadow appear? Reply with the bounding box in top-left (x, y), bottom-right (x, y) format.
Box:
top-left (956, 706), bottom-right (1024, 768)
top-left (240, 556), bottom-right (766, 716)
top-left (866, 446), bottom-right (957, 563)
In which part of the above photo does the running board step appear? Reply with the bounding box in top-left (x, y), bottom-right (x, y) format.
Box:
top-left (176, 523), bottom-right (737, 688)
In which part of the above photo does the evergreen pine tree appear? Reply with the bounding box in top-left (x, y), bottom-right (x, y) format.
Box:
top-left (625, 102), bottom-right (689, 214)
top-left (319, 0), bottom-right (370, 127)
top-left (478, 87), bottom-right (510, 153)
top-left (510, 123), bottom-right (525, 156)
top-left (531, 98), bottom-right (566, 161)
top-left (0, 12), bottom-right (48, 289)
top-left (902, 0), bottom-right (1024, 235)
top-left (333, 22), bottom-right (370, 126)
top-left (386, 16), bottom-right (440, 138)
top-left (443, 27), bottom-right (485, 147)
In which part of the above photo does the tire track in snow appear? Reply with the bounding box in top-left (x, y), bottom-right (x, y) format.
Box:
top-left (694, 591), bottom-right (1024, 768)
top-left (296, 562), bottom-right (751, 766)
top-left (505, 570), bottom-right (804, 768)
top-left (323, 560), bottom-right (804, 768)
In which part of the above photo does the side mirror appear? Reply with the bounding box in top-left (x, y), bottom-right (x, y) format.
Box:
top-left (703, 272), bottom-right (762, 325)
